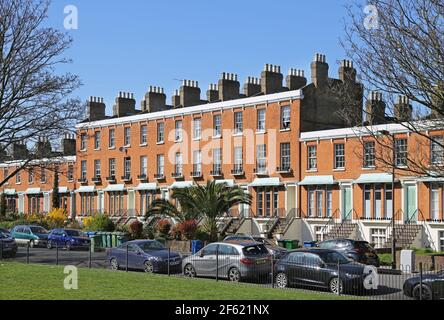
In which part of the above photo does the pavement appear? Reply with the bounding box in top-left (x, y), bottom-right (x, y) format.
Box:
top-left (4, 247), bottom-right (413, 300)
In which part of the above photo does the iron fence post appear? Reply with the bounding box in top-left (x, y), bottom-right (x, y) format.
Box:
top-left (419, 262), bottom-right (423, 301)
top-left (89, 241), bottom-right (92, 269)
top-left (168, 247), bottom-right (171, 276)
top-left (337, 259), bottom-right (341, 296)
top-left (126, 244), bottom-right (129, 272)
top-left (216, 245), bottom-right (219, 282)
top-left (26, 242), bottom-right (30, 264)
top-left (56, 243), bottom-right (59, 266)
top-left (271, 254), bottom-right (275, 288)
top-left (0, 240), bottom-right (3, 261)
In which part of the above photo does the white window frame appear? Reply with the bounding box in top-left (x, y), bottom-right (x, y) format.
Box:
top-left (234, 112), bottom-right (243, 134)
top-left (140, 125), bottom-right (148, 145)
top-left (334, 144), bottom-right (345, 169)
top-left (257, 109), bottom-right (266, 132)
top-left (109, 128), bottom-right (115, 148)
top-left (213, 114), bottom-right (222, 137)
top-left (140, 156), bottom-right (148, 176)
top-left (193, 118), bottom-right (202, 140)
top-left (157, 122), bottom-right (165, 143)
top-left (94, 160), bottom-right (101, 178)
top-left (281, 105), bottom-right (291, 130)
top-left (175, 120), bottom-right (183, 142)
top-left (94, 131), bottom-right (101, 150)
top-left (157, 154), bottom-right (165, 175)
top-left (124, 127), bottom-right (131, 146)
top-left (109, 158), bottom-right (116, 177)
top-left (308, 145), bottom-right (317, 170)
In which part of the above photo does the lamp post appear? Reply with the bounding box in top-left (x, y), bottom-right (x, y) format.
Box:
top-left (379, 130), bottom-right (397, 270)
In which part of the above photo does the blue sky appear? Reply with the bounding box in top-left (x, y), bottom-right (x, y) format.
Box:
top-left (47, 0), bottom-right (351, 113)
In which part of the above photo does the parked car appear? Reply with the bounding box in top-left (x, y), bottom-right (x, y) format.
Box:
top-left (183, 242), bottom-right (272, 282)
top-left (0, 231), bottom-right (17, 257)
top-left (403, 271), bottom-right (444, 300)
top-left (106, 240), bottom-right (182, 273)
top-left (224, 234), bottom-right (288, 260)
top-left (11, 225), bottom-right (49, 248)
top-left (274, 248), bottom-right (370, 294)
top-left (47, 229), bottom-right (90, 251)
top-left (0, 228), bottom-right (11, 236)
top-left (317, 239), bottom-right (380, 267)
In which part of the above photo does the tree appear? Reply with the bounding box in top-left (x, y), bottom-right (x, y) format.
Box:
top-left (148, 181), bottom-right (252, 241)
top-left (341, 0), bottom-right (444, 177)
top-left (0, 192), bottom-right (6, 217)
top-left (0, 0), bottom-right (83, 187)
top-left (52, 167), bottom-right (60, 210)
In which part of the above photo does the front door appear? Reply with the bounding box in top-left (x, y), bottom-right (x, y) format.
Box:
top-left (341, 186), bottom-right (352, 220)
top-left (128, 190), bottom-right (135, 216)
top-left (405, 184), bottom-right (417, 223)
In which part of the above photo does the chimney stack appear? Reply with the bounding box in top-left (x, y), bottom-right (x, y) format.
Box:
top-left (62, 134), bottom-right (76, 156)
top-left (113, 92), bottom-right (136, 117)
top-left (141, 86), bottom-right (166, 113)
top-left (36, 137), bottom-right (52, 157)
top-left (180, 80), bottom-right (201, 107)
top-left (394, 95), bottom-right (412, 122)
top-left (13, 141), bottom-right (28, 160)
top-left (339, 59), bottom-right (357, 83)
top-left (207, 84), bottom-right (219, 103)
top-left (365, 91), bottom-right (386, 125)
top-left (311, 53), bottom-right (329, 88)
top-left (172, 90), bottom-right (181, 108)
top-left (286, 69), bottom-right (307, 90)
top-left (244, 77), bottom-right (261, 97)
top-left (218, 73), bottom-right (240, 101)
top-left (87, 96), bottom-right (106, 121)
top-left (261, 64), bottom-right (284, 94)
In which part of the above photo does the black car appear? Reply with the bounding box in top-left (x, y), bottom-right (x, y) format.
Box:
top-left (0, 228), bottom-right (11, 236)
top-left (317, 239), bottom-right (380, 267)
top-left (403, 271), bottom-right (444, 300)
top-left (224, 234), bottom-right (288, 260)
top-left (0, 231), bottom-right (18, 257)
top-left (274, 248), bottom-right (370, 294)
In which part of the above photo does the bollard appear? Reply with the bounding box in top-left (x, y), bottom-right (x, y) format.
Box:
top-left (126, 244), bottom-right (129, 272)
top-left (271, 254), bottom-right (274, 289)
top-left (419, 262), bottom-right (423, 301)
top-left (56, 243), bottom-right (59, 266)
top-left (89, 242), bottom-right (92, 269)
top-left (26, 242), bottom-right (30, 264)
top-left (216, 245), bottom-right (219, 282)
top-left (167, 247), bottom-right (171, 276)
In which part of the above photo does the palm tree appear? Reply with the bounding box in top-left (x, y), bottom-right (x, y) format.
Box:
top-left (148, 181), bottom-right (252, 241)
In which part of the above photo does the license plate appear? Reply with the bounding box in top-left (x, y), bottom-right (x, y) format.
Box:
top-left (256, 259), bottom-right (267, 265)
top-left (170, 261), bottom-right (180, 266)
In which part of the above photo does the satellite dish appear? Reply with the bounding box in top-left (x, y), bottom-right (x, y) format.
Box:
top-left (119, 147), bottom-right (124, 152)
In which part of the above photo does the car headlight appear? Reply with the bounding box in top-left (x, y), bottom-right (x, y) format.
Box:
top-left (151, 256), bottom-right (162, 262)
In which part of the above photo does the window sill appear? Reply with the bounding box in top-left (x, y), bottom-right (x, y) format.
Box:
top-left (94, 148), bottom-right (101, 151)
top-left (123, 145), bottom-right (131, 148)
top-left (139, 143), bottom-right (148, 147)
top-left (362, 166), bottom-right (376, 171)
top-left (174, 139), bottom-right (183, 143)
top-left (256, 131), bottom-right (267, 135)
top-left (108, 147), bottom-right (116, 150)
top-left (80, 149), bottom-right (87, 152)
top-left (212, 135), bottom-right (222, 140)
top-left (193, 138), bottom-right (202, 142)
top-left (306, 169), bottom-right (318, 173)
top-left (232, 132), bottom-right (243, 137)
top-left (280, 128), bottom-right (291, 132)
top-left (333, 168), bottom-right (346, 172)
top-left (156, 141), bottom-right (165, 145)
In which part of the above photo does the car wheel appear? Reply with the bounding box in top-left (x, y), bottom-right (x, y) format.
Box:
top-left (275, 273), bottom-right (288, 289)
top-left (412, 284), bottom-right (433, 300)
top-left (110, 258), bottom-right (119, 270)
top-left (47, 240), bottom-right (53, 250)
top-left (143, 261), bottom-right (154, 273)
top-left (65, 241), bottom-right (72, 251)
top-left (184, 264), bottom-right (196, 278)
top-left (329, 277), bottom-right (344, 295)
top-left (228, 267), bottom-right (241, 282)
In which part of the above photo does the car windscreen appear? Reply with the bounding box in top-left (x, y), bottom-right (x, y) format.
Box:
top-left (242, 244), bottom-right (269, 256)
top-left (0, 232), bottom-right (7, 239)
top-left (355, 242), bottom-right (373, 250)
top-left (30, 226), bottom-right (48, 234)
top-left (65, 230), bottom-right (80, 237)
top-left (139, 241), bottom-right (165, 251)
top-left (318, 251), bottom-right (350, 264)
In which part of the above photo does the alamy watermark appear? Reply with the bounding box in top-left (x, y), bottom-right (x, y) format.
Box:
top-left (363, 4), bottom-right (379, 30)
top-left (64, 265), bottom-right (79, 290)
top-left (64, 5), bottom-right (79, 30)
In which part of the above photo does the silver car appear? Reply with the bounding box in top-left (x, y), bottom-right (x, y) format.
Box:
top-left (182, 242), bottom-right (272, 282)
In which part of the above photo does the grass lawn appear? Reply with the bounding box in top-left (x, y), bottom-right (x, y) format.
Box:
top-left (0, 262), bottom-right (352, 300)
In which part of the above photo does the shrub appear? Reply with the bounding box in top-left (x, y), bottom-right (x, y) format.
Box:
top-left (83, 214), bottom-right (115, 232)
top-left (195, 226), bottom-right (210, 242)
top-left (177, 220), bottom-right (198, 240)
top-left (66, 219), bottom-right (82, 230)
top-left (129, 220), bottom-right (144, 239)
top-left (142, 225), bottom-right (155, 239)
top-left (156, 219), bottom-right (171, 237)
top-left (46, 208), bottom-right (68, 228)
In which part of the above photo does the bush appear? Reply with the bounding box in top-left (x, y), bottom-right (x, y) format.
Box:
top-left (83, 214), bottom-right (115, 232)
top-left (175, 220), bottom-right (198, 240)
top-left (46, 208), bottom-right (68, 229)
top-left (142, 224), bottom-right (155, 239)
top-left (156, 219), bottom-right (171, 237)
top-left (66, 219), bottom-right (82, 230)
top-left (195, 226), bottom-right (210, 242)
top-left (129, 220), bottom-right (144, 239)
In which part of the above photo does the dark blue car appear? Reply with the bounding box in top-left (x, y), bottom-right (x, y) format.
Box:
top-left (47, 229), bottom-right (90, 251)
top-left (0, 231), bottom-right (17, 257)
top-left (106, 240), bottom-right (182, 273)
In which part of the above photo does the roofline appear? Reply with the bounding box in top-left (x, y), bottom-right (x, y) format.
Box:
top-left (0, 156), bottom-right (76, 168)
top-left (300, 120), bottom-right (444, 142)
top-left (76, 90), bottom-right (304, 130)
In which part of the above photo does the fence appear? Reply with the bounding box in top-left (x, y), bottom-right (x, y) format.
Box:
top-left (1, 240), bottom-right (443, 300)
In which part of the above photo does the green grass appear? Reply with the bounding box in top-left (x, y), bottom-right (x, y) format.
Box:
top-left (378, 248), bottom-right (444, 266)
top-left (0, 263), bottom-right (350, 300)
